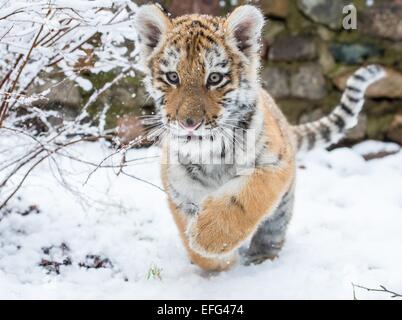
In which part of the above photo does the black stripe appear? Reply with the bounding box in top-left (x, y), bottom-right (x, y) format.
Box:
top-left (238, 43), bottom-right (251, 52)
top-left (191, 20), bottom-right (210, 30)
top-left (183, 165), bottom-right (208, 187)
top-left (223, 88), bottom-right (235, 96)
top-left (155, 76), bottom-right (170, 86)
top-left (353, 74), bottom-right (366, 82)
top-left (216, 79), bottom-right (231, 89)
top-left (346, 94), bottom-right (360, 104)
top-left (332, 114), bottom-right (346, 132)
top-left (238, 104), bottom-right (251, 111)
top-left (237, 108), bottom-right (256, 130)
top-left (205, 35), bottom-right (216, 44)
top-left (221, 71), bottom-right (232, 78)
top-left (212, 46), bottom-right (221, 58)
top-left (307, 131), bottom-right (316, 150)
top-left (160, 59), bottom-right (169, 67)
top-left (222, 97), bottom-right (233, 104)
top-left (341, 103), bottom-right (354, 116)
top-left (367, 66), bottom-right (377, 74)
top-left (167, 49), bottom-right (178, 59)
top-left (215, 60), bottom-right (228, 68)
top-left (346, 85), bottom-right (361, 93)
top-left (230, 196), bottom-right (245, 213)
top-left (319, 123), bottom-right (331, 143)
top-left (175, 19), bottom-right (188, 26)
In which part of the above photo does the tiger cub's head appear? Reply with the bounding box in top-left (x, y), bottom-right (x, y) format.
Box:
top-left (134, 4), bottom-right (264, 151)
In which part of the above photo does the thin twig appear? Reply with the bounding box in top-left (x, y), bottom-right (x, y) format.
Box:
top-left (352, 283), bottom-right (402, 299)
top-left (121, 170), bottom-right (165, 193)
top-left (0, 134), bottom-right (110, 210)
top-left (0, 19), bottom-right (45, 125)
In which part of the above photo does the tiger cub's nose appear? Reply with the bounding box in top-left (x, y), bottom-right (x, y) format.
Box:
top-left (179, 117), bottom-right (203, 130)
top-left (184, 117), bottom-right (194, 127)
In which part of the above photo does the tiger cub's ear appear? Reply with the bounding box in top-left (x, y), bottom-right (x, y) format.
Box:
top-left (225, 5), bottom-right (265, 60)
top-left (133, 4), bottom-right (172, 61)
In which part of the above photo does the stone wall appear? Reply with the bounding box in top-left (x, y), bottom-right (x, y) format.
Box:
top-left (257, 0), bottom-right (402, 146)
top-left (34, 0), bottom-right (402, 146)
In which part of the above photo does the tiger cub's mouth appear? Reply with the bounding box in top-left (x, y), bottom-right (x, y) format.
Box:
top-left (178, 119), bottom-right (204, 132)
top-left (170, 123), bottom-right (219, 142)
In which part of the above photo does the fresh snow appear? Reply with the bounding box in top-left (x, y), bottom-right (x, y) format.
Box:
top-left (352, 140), bottom-right (400, 156)
top-left (0, 137), bottom-right (401, 300)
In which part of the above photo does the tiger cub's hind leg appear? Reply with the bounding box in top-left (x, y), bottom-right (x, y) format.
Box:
top-left (244, 186), bottom-right (295, 265)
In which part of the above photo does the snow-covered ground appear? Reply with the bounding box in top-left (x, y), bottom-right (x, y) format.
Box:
top-left (0, 136), bottom-right (401, 300)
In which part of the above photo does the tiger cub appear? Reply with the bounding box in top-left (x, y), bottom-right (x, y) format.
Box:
top-left (133, 4), bottom-right (385, 271)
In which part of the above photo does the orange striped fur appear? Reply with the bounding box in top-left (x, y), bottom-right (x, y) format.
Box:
top-left (133, 4), bottom-right (384, 271)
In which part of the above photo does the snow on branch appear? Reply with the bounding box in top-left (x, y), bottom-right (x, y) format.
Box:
top-left (0, 0), bottom-right (138, 124)
top-left (0, 0), bottom-right (164, 209)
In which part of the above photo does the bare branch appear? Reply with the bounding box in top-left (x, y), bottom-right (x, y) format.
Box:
top-left (120, 170), bottom-right (165, 193)
top-left (0, 1), bottom-right (145, 208)
top-left (352, 283), bottom-right (402, 299)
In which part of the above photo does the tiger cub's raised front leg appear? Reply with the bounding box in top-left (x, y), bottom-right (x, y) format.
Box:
top-left (167, 198), bottom-right (238, 271)
top-left (187, 163), bottom-right (295, 259)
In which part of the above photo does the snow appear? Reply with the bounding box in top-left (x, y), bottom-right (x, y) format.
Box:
top-left (0, 0), bottom-right (138, 107)
top-left (352, 140), bottom-right (400, 156)
top-left (0, 136), bottom-right (402, 300)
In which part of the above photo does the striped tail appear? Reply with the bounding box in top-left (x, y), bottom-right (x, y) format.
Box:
top-left (293, 65), bottom-right (386, 152)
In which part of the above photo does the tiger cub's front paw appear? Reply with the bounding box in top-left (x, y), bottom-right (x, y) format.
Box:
top-left (187, 199), bottom-right (245, 257)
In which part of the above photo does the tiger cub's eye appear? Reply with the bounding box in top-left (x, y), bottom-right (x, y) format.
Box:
top-left (166, 72), bottom-right (179, 85)
top-left (207, 72), bottom-right (224, 86)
